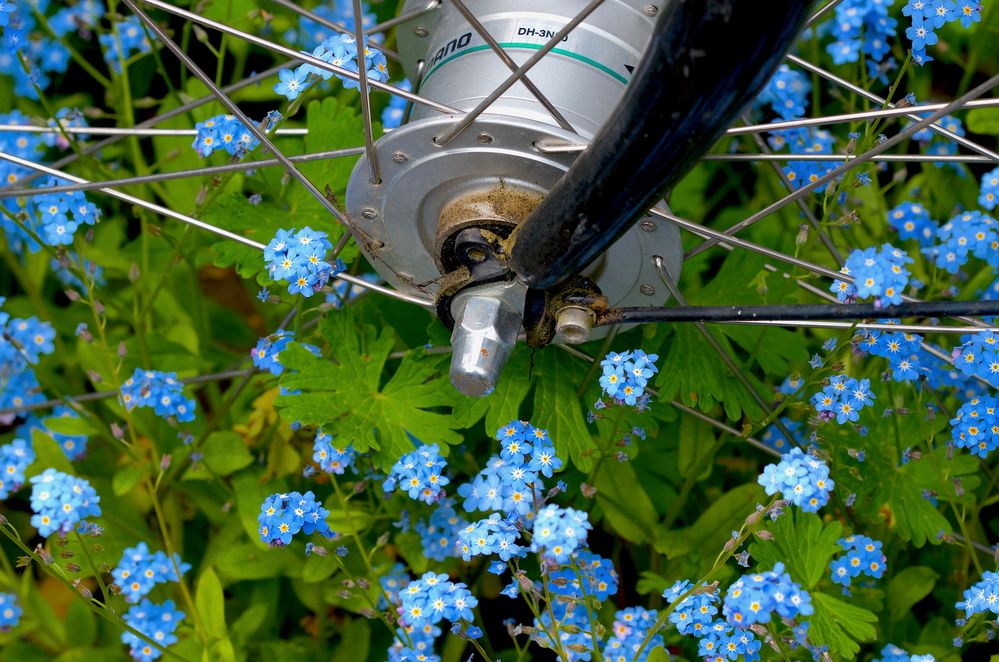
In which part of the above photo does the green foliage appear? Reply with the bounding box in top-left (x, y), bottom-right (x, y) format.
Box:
top-left (749, 510), bottom-right (843, 589)
top-left (276, 309), bottom-right (463, 465)
top-left (809, 592), bottom-right (879, 658)
top-left (887, 566), bottom-right (938, 621)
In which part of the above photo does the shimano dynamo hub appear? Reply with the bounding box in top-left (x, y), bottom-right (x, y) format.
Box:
top-left (345, 0), bottom-right (683, 395)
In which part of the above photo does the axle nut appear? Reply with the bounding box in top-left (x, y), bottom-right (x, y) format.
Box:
top-left (449, 281), bottom-right (527, 397)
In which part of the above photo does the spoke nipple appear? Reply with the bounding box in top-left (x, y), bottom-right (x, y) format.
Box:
top-left (361, 207), bottom-right (378, 219)
top-left (414, 26), bottom-right (429, 37)
top-left (643, 4), bottom-right (659, 16)
top-left (392, 151), bottom-right (409, 163)
top-left (477, 133), bottom-right (494, 144)
top-left (640, 220), bottom-right (657, 232)
top-left (640, 284), bottom-right (656, 296)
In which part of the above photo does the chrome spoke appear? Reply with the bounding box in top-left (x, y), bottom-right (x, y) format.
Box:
top-left (0, 148), bottom-right (435, 308)
top-left (433, 0), bottom-right (607, 145)
top-left (0, 65), bottom-right (287, 193)
top-left (653, 256), bottom-right (798, 446)
top-left (787, 54), bottom-right (999, 163)
top-left (805, 0), bottom-right (847, 28)
top-left (353, 0), bottom-right (382, 184)
top-left (136, 0), bottom-right (458, 115)
top-left (730, 98), bottom-right (999, 135)
top-left (704, 153), bottom-right (998, 163)
top-left (557, 332), bottom-right (778, 455)
top-left (0, 126), bottom-right (309, 137)
top-left (124, 0), bottom-right (357, 234)
top-left (683, 71), bottom-right (999, 260)
top-left (720, 319), bottom-right (998, 333)
top-left (451, 0), bottom-right (576, 133)
top-left (740, 113), bottom-right (844, 265)
top-left (269, 0), bottom-right (401, 60)
top-left (0, 148), bottom-right (365, 199)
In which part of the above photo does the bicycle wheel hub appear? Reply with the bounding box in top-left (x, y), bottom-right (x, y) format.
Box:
top-left (345, 0), bottom-right (684, 394)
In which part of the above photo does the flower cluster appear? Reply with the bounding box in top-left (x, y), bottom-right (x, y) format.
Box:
top-left (457, 421), bottom-right (562, 519)
top-left (778, 126), bottom-right (842, 193)
top-left (551, 550), bottom-right (619, 603)
top-left (0, 2), bottom-right (76, 98)
top-left (759, 447), bottom-right (834, 512)
top-left (399, 571), bottom-right (477, 628)
top-left (0, 112), bottom-right (46, 250)
top-left (0, 593), bottom-right (20, 631)
top-left (923, 211), bottom-right (999, 274)
top-left (263, 226), bottom-right (346, 297)
top-left (43, 107), bottom-right (90, 150)
top-left (757, 64), bottom-right (810, 120)
top-left (312, 430), bottom-right (357, 475)
top-left (888, 201), bottom-right (938, 246)
top-left (812, 374), bottom-right (876, 424)
top-left (723, 562), bottom-right (813, 626)
top-left (831, 244), bottom-right (912, 305)
top-left (950, 395), bottom-right (999, 458)
top-left (192, 114), bottom-right (261, 158)
top-left (760, 418), bottom-right (803, 453)
top-left (664, 580), bottom-right (719, 636)
top-left (0, 303), bottom-right (52, 419)
top-left (258, 490), bottom-right (334, 546)
top-left (956, 570), bottom-right (999, 616)
top-left (112, 542), bottom-right (192, 604)
top-left (33, 406), bottom-right (89, 460)
top-left (903, 0), bottom-right (981, 66)
top-left (856, 323), bottom-right (924, 382)
top-left (382, 80), bottom-right (411, 129)
top-left (28, 468), bottom-right (101, 538)
top-left (830, 534), bottom-right (887, 587)
top-left (100, 16), bottom-right (152, 72)
top-left (415, 501), bottom-right (467, 561)
top-left (120, 368), bottom-right (197, 423)
top-left (531, 504), bottom-right (591, 563)
top-left (601, 606), bottom-right (664, 662)
top-left (383, 444), bottom-right (449, 504)
top-left (873, 643), bottom-right (937, 662)
top-left (121, 599), bottom-right (184, 662)
top-left (598, 349), bottom-right (658, 406)
top-left (980, 166), bottom-right (999, 210)
top-left (952, 331), bottom-right (999, 388)
top-left (274, 34), bottom-right (388, 101)
top-left (251, 330), bottom-right (297, 375)
top-left (825, 0), bottom-right (897, 71)
top-left (456, 512), bottom-right (524, 562)
top-left (0, 438), bottom-right (34, 499)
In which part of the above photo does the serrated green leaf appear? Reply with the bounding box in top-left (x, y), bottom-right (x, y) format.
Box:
top-left (532, 348), bottom-right (596, 471)
top-left (808, 592), bottom-right (878, 658)
top-left (887, 565), bottom-right (938, 621)
top-left (276, 310), bottom-right (462, 466)
top-left (748, 510), bottom-right (843, 589)
top-left (593, 461), bottom-right (658, 543)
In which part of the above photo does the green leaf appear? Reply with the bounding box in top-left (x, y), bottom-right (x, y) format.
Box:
top-left (229, 603), bottom-right (269, 647)
top-left (808, 592), bottom-right (878, 658)
top-left (657, 482), bottom-right (764, 559)
top-left (64, 600), bottom-right (96, 648)
top-left (331, 619), bottom-right (371, 662)
top-left (26, 430), bottom-right (75, 478)
top-left (967, 107), bottom-right (999, 135)
top-left (646, 646), bottom-right (670, 662)
top-left (593, 461), bottom-right (659, 543)
top-left (302, 553), bottom-right (339, 584)
top-left (748, 510), bottom-right (843, 589)
top-left (187, 432), bottom-right (254, 478)
top-left (277, 310), bottom-right (463, 466)
top-left (195, 567), bottom-right (228, 640)
top-left (532, 348), bottom-right (596, 470)
top-left (887, 565), bottom-right (938, 621)
top-left (41, 414), bottom-right (98, 437)
top-left (112, 466), bottom-right (147, 497)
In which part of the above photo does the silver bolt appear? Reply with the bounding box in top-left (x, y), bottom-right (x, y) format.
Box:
top-left (392, 151), bottom-right (409, 163)
top-left (477, 133), bottom-right (494, 144)
top-left (555, 306), bottom-right (595, 345)
top-left (640, 220), bottom-right (657, 232)
top-left (449, 281), bottom-right (527, 397)
top-left (414, 26), bottom-right (429, 37)
top-left (644, 4), bottom-right (659, 16)
top-left (361, 207), bottom-right (378, 219)
top-left (640, 284), bottom-right (656, 296)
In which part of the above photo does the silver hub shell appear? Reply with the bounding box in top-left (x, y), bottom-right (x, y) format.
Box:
top-left (345, 0), bottom-right (682, 334)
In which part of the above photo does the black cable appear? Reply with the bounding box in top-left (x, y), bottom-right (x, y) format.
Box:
top-left (597, 299), bottom-right (999, 326)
